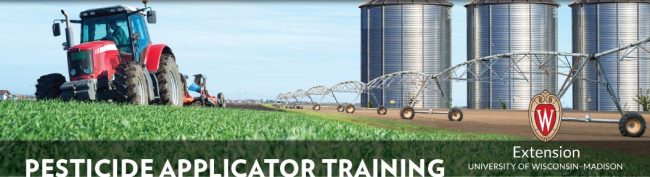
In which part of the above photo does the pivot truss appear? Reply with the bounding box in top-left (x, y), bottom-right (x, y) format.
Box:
top-left (276, 81), bottom-right (366, 112)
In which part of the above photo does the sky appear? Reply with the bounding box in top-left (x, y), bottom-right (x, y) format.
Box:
top-left (0, 1), bottom-right (574, 107)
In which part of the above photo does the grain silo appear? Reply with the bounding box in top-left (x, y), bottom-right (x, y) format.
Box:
top-left (572, 0), bottom-right (650, 111)
top-left (360, 0), bottom-right (452, 109)
top-left (466, 0), bottom-right (559, 110)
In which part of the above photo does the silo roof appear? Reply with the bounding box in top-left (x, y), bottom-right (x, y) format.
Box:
top-left (465, 0), bottom-right (560, 7)
top-left (569, 0), bottom-right (650, 7)
top-left (359, 0), bottom-right (453, 7)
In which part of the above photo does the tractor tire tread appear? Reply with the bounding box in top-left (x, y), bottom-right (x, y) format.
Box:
top-left (35, 73), bottom-right (66, 100)
top-left (114, 61), bottom-right (147, 104)
top-left (155, 54), bottom-right (183, 106)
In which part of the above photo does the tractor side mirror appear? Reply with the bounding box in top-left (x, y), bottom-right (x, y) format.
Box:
top-left (52, 23), bottom-right (61, 37)
top-left (147, 10), bottom-right (156, 24)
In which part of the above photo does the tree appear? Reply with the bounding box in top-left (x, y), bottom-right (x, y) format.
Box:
top-left (499, 100), bottom-right (507, 110)
top-left (634, 88), bottom-right (650, 112)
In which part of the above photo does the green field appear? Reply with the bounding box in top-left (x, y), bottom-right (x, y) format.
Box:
top-left (0, 100), bottom-right (514, 140)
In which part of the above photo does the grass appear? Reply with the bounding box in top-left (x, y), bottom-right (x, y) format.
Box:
top-left (0, 100), bottom-right (515, 140)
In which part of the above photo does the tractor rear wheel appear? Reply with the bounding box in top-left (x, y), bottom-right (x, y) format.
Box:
top-left (618, 112), bottom-right (646, 137)
top-left (400, 107), bottom-right (415, 120)
top-left (377, 106), bottom-right (387, 115)
top-left (217, 92), bottom-right (226, 108)
top-left (345, 104), bottom-right (355, 113)
top-left (448, 108), bottom-right (464, 121)
top-left (155, 54), bottom-right (184, 106)
top-left (35, 73), bottom-right (66, 100)
top-left (114, 61), bottom-right (149, 105)
top-left (337, 105), bottom-right (344, 112)
top-left (313, 104), bottom-right (321, 110)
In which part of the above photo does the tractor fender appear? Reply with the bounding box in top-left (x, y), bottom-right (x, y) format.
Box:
top-left (144, 44), bottom-right (174, 72)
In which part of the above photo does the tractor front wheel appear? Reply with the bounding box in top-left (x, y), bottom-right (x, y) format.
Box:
top-left (155, 54), bottom-right (184, 106)
top-left (400, 107), bottom-right (415, 120)
top-left (313, 104), bottom-right (321, 110)
top-left (35, 73), bottom-right (66, 100)
top-left (345, 104), bottom-right (355, 113)
top-left (448, 108), bottom-right (464, 121)
top-left (114, 61), bottom-right (149, 105)
top-left (619, 112), bottom-right (646, 137)
top-left (377, 106), bottom-right (387, 115)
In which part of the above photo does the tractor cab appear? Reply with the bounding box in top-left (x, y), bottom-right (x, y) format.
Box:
top-left (52, 5), bottom-right (156, 63)
top-left (78, 5), bottom-right (155, 63)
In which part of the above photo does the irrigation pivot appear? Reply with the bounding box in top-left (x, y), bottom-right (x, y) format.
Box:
top-left (277, 36), bottom-right (650, 137)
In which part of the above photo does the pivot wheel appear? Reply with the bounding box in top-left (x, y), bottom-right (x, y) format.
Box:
top-left (337, 105), bottom-right (344, 112)
top-left (312, 104), bottom-right (321, 110)
top-left (345, 104), bottom-right (355, 114)
top-left (155, 54), bottom-right (184, 106)
top-left (400, 107), bottom-right (415, 120)
top-left (448, 108), bottom-right (464, 121)
top-left (114, 61), bottom-right (149, 105)
top-left (618, 112), bottom-right (646, 137)
top-left (217, 92), bottom-right (226, 108)
top-left (377, 106), bottom-right (387, 115)
top-left (35, 73), bottom-right (66, 100)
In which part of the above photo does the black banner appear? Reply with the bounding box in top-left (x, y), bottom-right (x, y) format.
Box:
top-left (4, 141), bottom-right (649, 176)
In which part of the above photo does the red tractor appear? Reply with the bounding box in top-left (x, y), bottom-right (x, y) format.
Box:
top-left (36, 2), bottom-right (210, 106)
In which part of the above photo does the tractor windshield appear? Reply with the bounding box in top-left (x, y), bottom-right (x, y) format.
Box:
top-left (81, 15), bottom-right (132, 54)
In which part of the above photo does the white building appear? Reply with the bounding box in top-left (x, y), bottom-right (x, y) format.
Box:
top-left (0, 90), bottom-right (11, 101)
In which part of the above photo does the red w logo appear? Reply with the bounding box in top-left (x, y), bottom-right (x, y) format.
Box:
top-left (534, 104), bottom-right (556, 136)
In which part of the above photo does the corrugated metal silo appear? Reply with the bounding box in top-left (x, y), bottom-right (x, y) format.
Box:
top-left (360, 0), bottom-right (453, 109)
top-left (466, 0), bottom-right (559, 110)
top-left (572, 0), bottom-right (650, 111)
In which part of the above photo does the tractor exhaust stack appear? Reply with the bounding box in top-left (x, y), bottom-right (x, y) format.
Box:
top-left (60, 9), bottom-right (74, 50)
